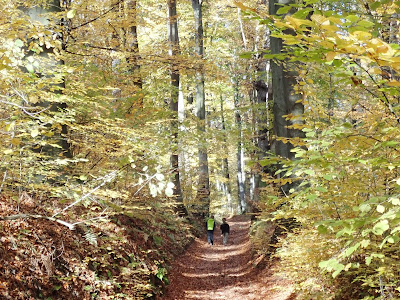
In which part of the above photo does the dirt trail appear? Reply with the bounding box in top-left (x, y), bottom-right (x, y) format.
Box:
top-left (161, 215), bottom-right (294, 300)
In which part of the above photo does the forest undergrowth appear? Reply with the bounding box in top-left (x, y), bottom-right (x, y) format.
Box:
top-left (0, 193), bottom-right (201, 300)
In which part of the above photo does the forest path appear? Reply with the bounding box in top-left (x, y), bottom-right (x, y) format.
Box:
top-left (160, 215), bottom-right (294, 300)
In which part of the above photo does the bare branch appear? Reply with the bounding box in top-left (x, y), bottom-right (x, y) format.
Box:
top-left (51, 165), bottom-right (129, 218)
top-left (0, 95), bottom-right (49, 118)
top-left (0, 214), bottom-right (75, 230)
top-left (70, 0), bottom-right (123, 30)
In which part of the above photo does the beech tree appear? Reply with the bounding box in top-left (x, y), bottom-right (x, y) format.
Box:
top-left (249, 0), bottom-right (400, 297)
top-left (125, 0), bottom-right (143, 111)
top-left (269, 0), bottom-right (305, 163)
top-left (192, 0), bottom-right (210, 212)
top-left (167, 0), bottom-right (186, 214)
top-left (2, 0), bottom-right (400, 298)
top-left (22, 0), bottom-right (72, 160)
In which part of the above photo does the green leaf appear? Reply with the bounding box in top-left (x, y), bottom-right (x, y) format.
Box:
top-left (15, 39), bottom-right (24, 47)
top-left (67, 9), bottom-right (76, 19)
top-left (359, 203), bottom-right (371, 213)
top-left (304, 169), bottom-right (315, 175)
top-left (381, 141), bottom-right (398, 147)
top-left (307, 194), bottom-right (318, 201)
top-left (26, 63), bottom-right (35, 73)
top-left (305, 131), bottom-right (316, 137)
top-left (370, 1), bottom-right (381, 10)
top-left (317, 224), bottom-right (328, 234)
top-left (293, 8), bottom-right (312, 19)
top-left (332, 264), bottom-right (344, 278)
top-left (377, 205), bottom-right (385, 213)
top-left (391, 198), bottom-right (400, 205)
top-left (357, 20), bottom-right (374, 28)
top-left (365, 253), bottom-right (385, 266)
top-left (387, 236), bottom-right (398, 243)
top-left (276, 6), bottom-right (291, 15)
top-left (239, 52), bottom-right (254, 59)
top-left (360, 239), bottom-right (370, 248)
top-left (372, 220), bottom-right (389, 235)
top-left (344, 242), bottom-right (360, 257)
top-left (346, 15), bottom-right (359, 23)
top-left (31, 129), bottom-right (40, 138)
top-left (316, 186), bottom-right (328, 192)
top-left (332, 59), bottom-right (343, 67)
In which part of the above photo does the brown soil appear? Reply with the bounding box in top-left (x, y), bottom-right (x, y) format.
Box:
top-left (161, 215), bottom-right (295, 300)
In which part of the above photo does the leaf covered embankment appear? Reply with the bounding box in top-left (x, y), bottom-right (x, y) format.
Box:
top-left (0, 194), bottom-right (200, 299)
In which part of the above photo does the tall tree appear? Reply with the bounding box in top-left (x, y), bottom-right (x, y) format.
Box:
top-left (168, 0), bottom-right (186, 215)
top-left (192, 0), bottom-right (210, 212)
top-left (219, 95), bottom-right (234, 212)
top-left (233, 7), bottom-right (249, 213)
top-left (125, 0), bottom-right (143, 112)
top-left (233, 78), bottom-right (246, 213)
top-left (23, 0), bottom-right (72, 159)
top-left (269, 0), bottom-right (305, 192)
top-left (251, 15), bottom-right (270, 203)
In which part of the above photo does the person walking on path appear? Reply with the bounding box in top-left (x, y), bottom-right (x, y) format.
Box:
top-left (206, 215), bottom-right (216, 245)
top-left (220, 218), bottom-right (230, 246)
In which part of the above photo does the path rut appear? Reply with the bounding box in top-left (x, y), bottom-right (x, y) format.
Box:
top-left (160, 215), bottom-right (294, 300)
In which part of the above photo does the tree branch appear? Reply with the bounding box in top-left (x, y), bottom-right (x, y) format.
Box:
top-left (70, 0), bottom-right (123, 30)
top-left (353, 59), bottom-right (400, 124)
top-left (0, 214), bottom-right (75, 230)
top-left (0, 98), bottom-right (49, 118)
top-left (52, 164), bottom-right (129, 218)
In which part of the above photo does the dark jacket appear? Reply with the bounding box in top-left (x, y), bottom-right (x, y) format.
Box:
top-left (220, 223), bottom-right (230, 234)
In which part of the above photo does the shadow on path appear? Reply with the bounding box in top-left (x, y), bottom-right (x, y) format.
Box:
top-left (160, 215), bottom-right (294, 300)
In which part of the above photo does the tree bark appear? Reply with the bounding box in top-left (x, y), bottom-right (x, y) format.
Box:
top-left (192, 0), bottom-right (210, 213)
top-left (125, 0), bottom-right (143, 111)
top-left (269, 1), bottom-right (304, 153)
top-left (168, 0), bottom-right (186, 215)
top-left (269, 0), bottom-right (305, 194)
top-left (251, 24), bottom-right (270, 203)
top-left (233, 79), bottom-right (246, 213)
top-left (219, 95), bottom-right (233, 213)
top-left (23, 0), bottom-right (72, 159)
top-left (251, 76), bottom-right (269, 203)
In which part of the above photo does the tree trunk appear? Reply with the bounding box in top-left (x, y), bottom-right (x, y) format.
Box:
top-left (250, 77), bottom-right (269, 203)
top-left (269, 0), bottom-right (305, 193)
top-left (192, 0), bottom-right (210, 213)
top-left (251, 24), bottom-right (270, 203)
top-left (125, 0), bottom-right (143, 111)
top-left (23, 0), bottom-right (72, 159)
top-left (168, 0), bottom-right (186, 215)
top-left (219, 95), bottom-right (233, 213)
top-left (233, 79), bottom-right (246, 213)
